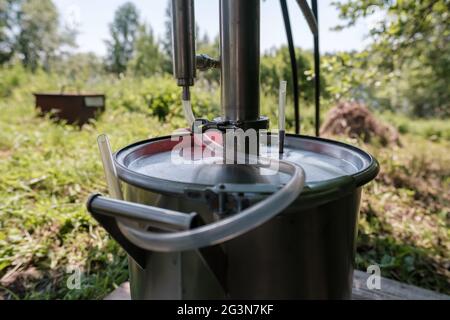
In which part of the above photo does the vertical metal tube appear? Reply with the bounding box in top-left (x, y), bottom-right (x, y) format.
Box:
top-left (312, 0), bottom-right (321, 137)
top-left (172, 0), bottom-right (196, 88)
top-left (220, 0), bottom-right (260, 122)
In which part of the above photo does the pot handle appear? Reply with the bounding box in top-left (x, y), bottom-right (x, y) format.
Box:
top-left (92, 159), bottom-right (305, 253)
top-left (87, 194), bottom-right (197, 232)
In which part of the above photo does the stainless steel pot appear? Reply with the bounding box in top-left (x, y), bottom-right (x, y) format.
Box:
top-left (87, 133), bottom-right (379, 299)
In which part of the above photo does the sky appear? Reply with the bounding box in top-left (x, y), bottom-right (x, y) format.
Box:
top-left (54, 0), bottom-right (372, 56)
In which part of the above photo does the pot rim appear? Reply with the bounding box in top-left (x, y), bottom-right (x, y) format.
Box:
top-left (114, 133), bottom-right (379, 198)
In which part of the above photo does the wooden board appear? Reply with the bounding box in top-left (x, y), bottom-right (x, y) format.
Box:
top-left (104, 282), bottom-right (131, 301)
top-left (105, 271), bottom-right (449, 300)
top-left (352, 271), bottom-right (449, 300)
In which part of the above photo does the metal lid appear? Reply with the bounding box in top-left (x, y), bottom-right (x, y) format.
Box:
top-left (115, 134), bottom-right (379, 197)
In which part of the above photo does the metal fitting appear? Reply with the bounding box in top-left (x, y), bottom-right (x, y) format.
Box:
top-left (196, 54), bottom-right (221, 71)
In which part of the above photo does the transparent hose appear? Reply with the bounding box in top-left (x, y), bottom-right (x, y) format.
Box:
top-left (279, 80), bottom-right (287, 132)
top-left (118, 159), bottom-right (304, 252)
top-left (97, 134), bottom-right (123, 200)
top-left (279, 80), bottom-right (287, 154)
top-left (182, 100), bottom-right (196, 127)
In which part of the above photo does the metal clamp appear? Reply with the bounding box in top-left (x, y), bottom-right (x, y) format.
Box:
top-left (196, 54), bottom-right (221, 71)
top-left (185, 183), bottom-right (282, 216)
top-left (192, 117), bottom-right (270, 135)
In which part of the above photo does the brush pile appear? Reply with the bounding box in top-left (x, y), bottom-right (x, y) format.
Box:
top-left (320, 101), bottom-right (401, 146)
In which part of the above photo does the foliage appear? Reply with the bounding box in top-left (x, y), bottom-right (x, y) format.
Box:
top-left (1, 0), bottom-right (448, 120)
top-left (331, 0), bottom-right (450, 117)
top-left (160, 0), bottom-right (173, 74)
top-left (0, 63), bottom-right (27, 97)
top-left (105, 2), bottom-right (140, 75)
top-left (354, 135), bottom-right (449, 292)
top-left (0, 74), bottom-right (161, 300)
top-left (0, 0), bottom-right (76, 70)
top-left (101, 75), bottom-right (220, 123)
top-left (127, 24), bottom-right (164, 78)
top-left (0, 0), bottom-right (20, 64)
top-left (380, 112), bottom-right (450, 141)
top-left (14, 0), bottom-right (61, 71)
top-left (322, 51), bottom-right (371, 102)
top-left (260, 46), bottom-right (333, 111)
top-left (51, 53), bottom-right (106, 93)
top-left (261, 46), bottom-right (315, 103)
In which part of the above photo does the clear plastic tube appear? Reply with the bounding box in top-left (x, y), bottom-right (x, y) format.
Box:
top-left (97, 134), bottom-right (123, 200)
top-left (118, 159), bottom-right (305, 252)
top-left (182, 100), bottom-right (196, 127)
top-left (279, 81), bottom-right (287, 131)
top-left (279, 81), bottom-right (287, 154)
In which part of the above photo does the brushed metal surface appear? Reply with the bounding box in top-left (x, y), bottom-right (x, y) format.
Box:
top-left (171, 0), bottom-right (196, 87)
top-left (220, 0), bottom-right (260, 122)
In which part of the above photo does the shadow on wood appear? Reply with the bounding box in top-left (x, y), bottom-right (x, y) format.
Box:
top-left (104, 271), bottom-right (450, 300)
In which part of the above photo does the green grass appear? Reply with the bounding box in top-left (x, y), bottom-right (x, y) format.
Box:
top-left (0, 74), bottom-right (170, 299)
top-left (380, 111), bottom-right (450, 141)
top-left (0, 73), bottom-right (448, 299)
top-left (354, 135), bottom-right (450, 292)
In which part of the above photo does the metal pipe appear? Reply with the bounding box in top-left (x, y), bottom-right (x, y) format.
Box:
top-left (220, 0), bottom-right (260, 122)
top-left (171, 0), bottom-right (196, 96)
top-left (87, 194), bottom-right (197, 232)
top-left (312, 0), bottom-right (321, 137)
top-left (295, 0), bottom-right (318, 36)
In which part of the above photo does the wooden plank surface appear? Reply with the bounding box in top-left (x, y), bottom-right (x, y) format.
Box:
top-left (104, 282), bottom-right (131, 301)
top-left (105, 271), bottom-right (449, 300)
top-left (352, 271), bottom-right (449, 300)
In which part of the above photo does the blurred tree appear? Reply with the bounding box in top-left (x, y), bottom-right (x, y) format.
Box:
top-left (51, 52), bottom-right (105, 92)
top-left (161, 0), bottom-right (172, 59)
top-left (332, 0), bottom-right (450, 117)
top-left (15, 0), bottom-right (61, 71)
top-left (0, 0), bottom-right (21, 64)
top-left (160, 0), bottom-right (173, 74)
top-left (105, 2), bottom-right (140, 75)
top-left (128, 24), bottom-right (163, 77)
top-left (261, 46), bottom-right (319, 103)
top-left (1, 0), bottom-right (76, 69)
top-left (322, 51), bottom-right (376, 103)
